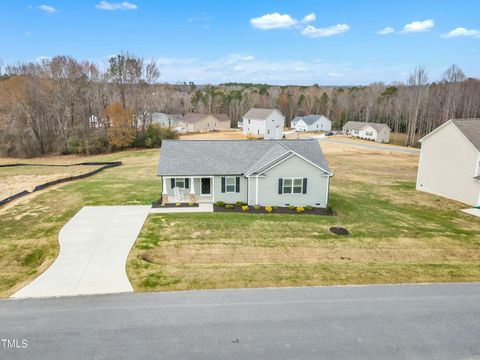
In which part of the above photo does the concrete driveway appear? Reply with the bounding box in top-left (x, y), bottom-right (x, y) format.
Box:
top-left (12, 206), bottom-right (151, 298)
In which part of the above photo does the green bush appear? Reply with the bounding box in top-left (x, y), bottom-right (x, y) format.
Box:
top-left (288, 205), bottom-right (296, 211)
top-left (305, 205), bottom-right (314, 211)
top-left (215, 201), bottom-right (226, 207)
top-left (225, 204), bottom-right (235, 209)
top-left (133, 124), bottom-right (178, 148)
top-left (253, 205), bottom-right (260, 210)
top-left (236, 201), bottom-right (245, 206)
top-left (66, 133), bottom-right (110, 155)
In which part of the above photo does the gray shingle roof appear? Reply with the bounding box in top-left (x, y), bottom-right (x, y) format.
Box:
top-left (343, 121), bottom-right (390, 132)
top-left (292, 115), bottom-right (330, 126)
top-left (213, 113), bottom-right (231, 123)
top-left (183, 113), bottom-right (210, 124)
top-left (157, 139), bottom-right (331, 176)
top-left (451, 119), bottom-right (480, 151)
top-left (243, 108), bottom-right (281, 120)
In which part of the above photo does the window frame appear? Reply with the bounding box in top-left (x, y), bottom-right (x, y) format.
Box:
top-left (174, 178), bottom-right (185, 189)
top-left (225, 176), bottom-right (236, 193)
top-left (282, 178), bottom-right (303, 194)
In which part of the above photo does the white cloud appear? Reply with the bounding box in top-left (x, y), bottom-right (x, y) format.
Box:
top-left (301, 24), bottom-right (350, 38)
top-left (241, 55), bottom-right (255, 61)
top-left (250, 13), bottom-right (297, 30)
top-left (38, 5), bottom-right (57, 13)
top-left (442, 27), bottom-right (480, 38)
top-left (401, 19), bottom-right (434, 33)
top-left (301, 13), bottom-right (316, 23)
top-left (95, 1), bottom-right (138, 10)
top-left (378, 27), bottom-right (395, 35)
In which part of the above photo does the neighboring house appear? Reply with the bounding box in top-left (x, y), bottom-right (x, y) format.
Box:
top-left (242, 108), bottom-right (285, 139)
top-left (157, 139), bottom-right (333, 207)
top-left (342, 121), bottom-right (391, 143)
top-left (151, 113), bottom-right (177, 128)
top-left (180, 113), bottom-right (231, 132)
top-left (291, 115), bottom-right (332, 132)
top-left (416, 119), bottom-right (480, 206)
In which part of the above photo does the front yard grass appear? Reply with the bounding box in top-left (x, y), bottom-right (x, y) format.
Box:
top-left (0, 149), bottom-right (161, 297)
top-left (127, 146), bottom-right (480, 292)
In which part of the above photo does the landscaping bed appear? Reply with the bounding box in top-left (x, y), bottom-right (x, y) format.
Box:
top-left (213, 202), bottom-right (335, 216)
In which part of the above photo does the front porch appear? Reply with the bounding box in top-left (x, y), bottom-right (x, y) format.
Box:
top-left (161, 176), bottom-right (214, 204)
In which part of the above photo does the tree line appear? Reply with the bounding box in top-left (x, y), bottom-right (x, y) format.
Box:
top-left (0, 53), bottom-right (479, 157)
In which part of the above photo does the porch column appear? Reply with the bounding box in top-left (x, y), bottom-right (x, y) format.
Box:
top-left (189, 177), bottom-right (196, 203)
top-left (161, 177), bottom-right (169, 203)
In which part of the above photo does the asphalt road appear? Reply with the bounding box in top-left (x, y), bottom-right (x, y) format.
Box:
top-left (1, 283), bottom-right (479, 360)
top-left (319, 137), bottom-right (421, 154)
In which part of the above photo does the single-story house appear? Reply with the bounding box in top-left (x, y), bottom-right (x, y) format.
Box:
top-left (291, 115), bottom-right (332, 132)
top-left (242, 108), bottom-right (285, 140)
top-left (342, 121), bottom-right (391, 143)
top-left (416, 118), bottom-right (480, 206)
top-left (179, 113), bottom-right (231, 132)
top-left (157, 139), bottom-right (333, 207)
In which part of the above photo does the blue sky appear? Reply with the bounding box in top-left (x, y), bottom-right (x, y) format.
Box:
top-left (1, 0), bottom-right (479, 85)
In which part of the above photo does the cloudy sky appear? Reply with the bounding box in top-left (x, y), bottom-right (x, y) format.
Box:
top-left (1, 0), bottom-right (479, 85)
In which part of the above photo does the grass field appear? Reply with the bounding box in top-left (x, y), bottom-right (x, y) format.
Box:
top-left (0, 141), bottom-right (479, 297)
top-left (0, 149), bottom-right (161, 297)
top-left (127, 143), bottom-right (480, 292)
top-left (0, 164), bottom-right (103, 200)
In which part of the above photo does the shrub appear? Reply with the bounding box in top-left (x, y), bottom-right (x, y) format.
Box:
top-left (296, 206), bottom-right (305, 213)
top-left (133, 124), bottom-right (178, 148)
top-left (188, 202), bottom-right (195, 206)
top-left (225, 204), bottom-right (234, 209)
top-left (288, 205), bottom-right (296, 211)
top-left (66, 133), bottom-right (110, 155)
top-left (215, 201), bottom-right (226, 207)
top-left (160, 203), bottom-right (166, 207)
top-left (264, 206), bottom-right (273, 213)
top-left (253, 205), bottom-right (260, 210)
top-left (175, 202), bottom-right (181, 207)
top-left (305, 205), bottom-right (314, 211)
top-left (242, 205), bottom-right (249, 211)
top-left (236, 201), bottom-right (246, 206)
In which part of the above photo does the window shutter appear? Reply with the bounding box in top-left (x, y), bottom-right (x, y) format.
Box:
top-left (278, 178), bottom-right (283, 194)
top-left (236, 177), bottom-right (240, 193)
top-left (170, 178), bottom-right (175, 188)
top-left (221, 177), bottom-right (226, 193)
top-left (303, 178), bottom-right (307, 194)
top-left (185, 178), bottom-right (190, 189)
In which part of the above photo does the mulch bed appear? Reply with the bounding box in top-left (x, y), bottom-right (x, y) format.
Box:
top-left (213, 204), bottom-right (335, 216)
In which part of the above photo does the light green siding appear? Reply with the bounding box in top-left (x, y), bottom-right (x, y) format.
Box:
top-left (213, 175), bottom-right (248, 203)
top-left (252, 155), bottom-right (330, 207)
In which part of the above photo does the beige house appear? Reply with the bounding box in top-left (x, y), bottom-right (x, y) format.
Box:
top-left (343, 121), bottom-right (391, 143)
top-left (416, 119), bottom-right (480, 206)
top-left (180, 113), bottom-right (231, 132)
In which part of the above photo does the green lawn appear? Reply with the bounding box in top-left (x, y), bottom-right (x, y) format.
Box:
top-left (1, 145), bottom-right (479, 297)
top-left (0, 149), bottom-right (161, 297)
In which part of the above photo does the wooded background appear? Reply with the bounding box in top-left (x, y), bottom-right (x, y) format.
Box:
top-left (0, 53), bottom-right (479, 157)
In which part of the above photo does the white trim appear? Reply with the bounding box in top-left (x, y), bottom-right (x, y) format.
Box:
top-left (325, 175), bottom-right (330, 206)
top-left (255, 175), bottom-right (259, 205)
top-left (225, 176), bottom-right (237, 193)
top-left (212, 176), bottom-right (215, 202)
top-left (247, 177), bottom-right (250, 204)
top-left (190, 177), bottom-right (195, 194)
top-left (281, 177), bottom-right (304, 195)
top-left (244, 151), bottom-right (294, 177)
top-left (162, 176), bottom-right (167, 195)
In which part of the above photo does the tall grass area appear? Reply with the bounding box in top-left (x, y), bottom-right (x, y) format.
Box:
top-left (0, 149), bottom-right (161, 297)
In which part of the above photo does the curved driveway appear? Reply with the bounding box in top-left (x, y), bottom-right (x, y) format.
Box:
top-left (12, 206), bottom-right (151, 298)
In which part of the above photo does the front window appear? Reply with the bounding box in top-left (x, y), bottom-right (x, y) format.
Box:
top-left (226, 177), bottom-right (236, 192)
top-left (283, 178), bottom-right (303, 194)
top-left (366, 131), bottom-right (373, 136)
top-left (248, 119), bottom-right (251, 124)
top-left (175, 178), bottom-right (185, 188)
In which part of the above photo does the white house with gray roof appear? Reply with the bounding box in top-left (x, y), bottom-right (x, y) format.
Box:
top-left (291, 115), bottom-right (332, 132)
top-left (416, 119), bottom-right (480, 206)
top-left (242, 108), bottom-right (285, 139)
top-left (157, 139), bottom-right (333, 207)
top-left (343, 121), bottom-right (391, 143)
